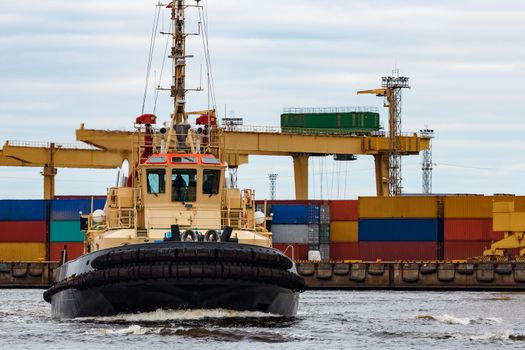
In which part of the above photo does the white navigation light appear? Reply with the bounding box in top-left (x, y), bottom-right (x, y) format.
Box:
top-left (254, 211), bottom-right (265, 225)
top-left (92, 209), bottom-right (105, 223)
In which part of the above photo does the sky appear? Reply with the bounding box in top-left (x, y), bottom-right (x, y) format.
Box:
top-left (1, 0), bottom-right (524, 199)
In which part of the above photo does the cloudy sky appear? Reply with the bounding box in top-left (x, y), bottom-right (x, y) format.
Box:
top-left (1, 0), bottom-right (524, 199)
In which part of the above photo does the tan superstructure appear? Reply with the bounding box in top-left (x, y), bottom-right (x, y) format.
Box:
top-left (86, 152), bottom-right (271, 252)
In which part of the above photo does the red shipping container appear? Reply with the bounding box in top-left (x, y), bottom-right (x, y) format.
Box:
top-left (444, 241), bottom-right (492, 260)
top-left (272, 243), bottom-right (309, 261)
top-left (0, 221), bottom-right (46, 242)
top-left (330, 242), bottom-right (359, 261)
top-left (329, 200), bottom-right (359, 221)
top-left (358, 242), bottom-right (438, 261)
top-left (444, 218), bottom-right (504, 241)
top-left (50, 242), bottom-right (84, 262)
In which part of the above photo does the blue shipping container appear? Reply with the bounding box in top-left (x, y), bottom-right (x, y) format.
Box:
top-left (51, 198), bottom-right (106, 221)
top-left (358, 218), bottom-right (444, 242)
top-left (0, 200), bottom-right (47, 221)
top-left (271, 205), bottom-right (309, 225)
top-left (307, 205), bottom-right (320, 224)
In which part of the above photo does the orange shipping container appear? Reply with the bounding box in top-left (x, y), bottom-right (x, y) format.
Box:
top-left (0, 242), bottom-right (46, 261)
top-left (50, 242), bottom-right (84, 262)
top-left (330, 221), bottom-right (358, 242)
top-left (444, 196), bottom-right (499, 219)
top-left (444, 218), bottom-right (504, 241)
top-left (359, 196), bottom-right (439, 219)
top-left (330, 242), bottom-right (359, 261)
top-left (329, 200), bottom-right (358, 221)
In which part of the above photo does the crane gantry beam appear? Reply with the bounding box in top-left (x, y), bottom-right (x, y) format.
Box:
top-left (76, 126), bottom-right (429, 199)
top-left (1, 123), bottom-right (429, 200)
top-left (0, 141), bottom-right (128, 199)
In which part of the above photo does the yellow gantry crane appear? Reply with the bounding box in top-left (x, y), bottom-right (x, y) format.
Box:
top-left (0, 118), bottom-right (430, 200)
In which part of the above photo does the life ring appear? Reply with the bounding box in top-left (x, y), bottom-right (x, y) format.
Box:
top-left (205, 230), bottom-right (219, 242)
top-left (181, 230), bottom-right (197, 242)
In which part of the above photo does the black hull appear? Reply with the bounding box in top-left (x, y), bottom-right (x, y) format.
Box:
top-left (45, 242), bottom-right (304, 319)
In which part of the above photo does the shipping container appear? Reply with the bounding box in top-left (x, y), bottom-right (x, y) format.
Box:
top-left (307, 224), bottom-right (319, 244)
top-left (443, 241), bottom-right (492, 260)
top-left (51, 198), bottom-right (106, 221)
top-left (280, 111), bottom-right (380, 132)
top-left (319, 224), bottom-right (330, 244)
top-left (307, 205), bottom-right (320, 224)
top-left (272, 243), bottom-right (309, 261)
top-left (319, 243), bottom-right (330, 261)
top-left (329, 200), bottom-right (359, 221)
top-left (359, 196), bottom-right (439, 218)
top-left (444, 196), bottom-right (493, 218)
top-left (270, 224), bottom-right (308, 244)
top-left (0, 242), bottom-right (46, 261)
top-left (271, 205), bottom-right (309, 225)
top-left (359, 242), bottom-right (439, 261)
top-left (443, 195), bottom-right (525, 219)
top-left (358, 218), bottom-right (443, 242)
top-left (330, 221), bottom-right (358, 242)
top-left (50, 221), bottom-right (84, 242)
top-left (444, 218), bottom-right (503, 241)
top-left (330, 242), bottom-right (359, 261)
top-left (0, 200), bottom-right (47, 221)
top-left (50, 242), bottom-right (85, 262)
top-left (319, 204), bottom-right (330, 224)
top-left (0, 221), bottom-right (46, 242)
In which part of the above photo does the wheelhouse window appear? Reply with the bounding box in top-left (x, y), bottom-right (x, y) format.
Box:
top-left (201, 157), bottom-right (221, 165)
top-left (202, 169), bottom-right (220, 195)
top-left (147, 169), bottom-right (166, 194)
top-left (172, 169), bottom-right (197, 202)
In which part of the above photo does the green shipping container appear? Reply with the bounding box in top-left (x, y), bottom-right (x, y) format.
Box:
top-left (50, 220), bottom-right (84, 242)
top-left (281, 112), bottom-right (380, 132)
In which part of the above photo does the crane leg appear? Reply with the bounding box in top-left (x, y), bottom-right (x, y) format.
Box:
top-left (292, 154), bottom-right (309, 200)
top-left (374, 154), bottom-right (389, 196)
top-left (42, 165), bottom-right (56, 200)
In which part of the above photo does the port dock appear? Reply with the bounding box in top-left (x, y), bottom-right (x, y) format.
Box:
top-left (2, 261), bottom-right (525, 290)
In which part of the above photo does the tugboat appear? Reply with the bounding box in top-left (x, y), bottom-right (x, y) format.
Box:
top-left (43, 0), bottom-right (305, 318)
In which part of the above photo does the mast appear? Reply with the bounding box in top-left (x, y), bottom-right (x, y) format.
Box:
top-left (165, 0), bottom-right (187, 152)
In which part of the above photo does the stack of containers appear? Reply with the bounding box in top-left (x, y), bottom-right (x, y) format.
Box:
top-left (443, 196), bottom-right (525, 259)
top-left (318, 203), bottom-right (330, 260)
top-left (0, 200), bottom-right (48, 261)
top-left (269, 204), bottom-right (312, 260)
top-left (358, 196), bottom-right (443, 261)
top-left (262, 200), bottom-right (324, 260)
top-left (49, 197), bottom-right (106, 261)
top-left (329, 200), bottom-right (359, 261)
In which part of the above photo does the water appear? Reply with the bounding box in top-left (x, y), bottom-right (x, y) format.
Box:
top-left (1, 289), bottom-right (525, 349)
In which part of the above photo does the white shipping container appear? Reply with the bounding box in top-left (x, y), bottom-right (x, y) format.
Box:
top-left (271, 224), bottom-right (309, 244)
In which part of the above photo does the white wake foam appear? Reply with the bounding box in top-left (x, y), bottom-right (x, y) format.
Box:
top-left (79, 308), bottom-right (279, 323)
top-left (416, 313), bottom-right (504, 325)
top-left (416, 314), bottom-right (472, 325)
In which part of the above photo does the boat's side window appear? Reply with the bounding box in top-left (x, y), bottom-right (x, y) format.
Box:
top-left (147, 169), bottom-right (166, 194)
top-left (202, 169), bottom-right (220, 195)
top-left (172, 169), bottom-right (197, 202)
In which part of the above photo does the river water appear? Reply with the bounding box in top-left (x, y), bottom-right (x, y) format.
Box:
top-left (1, 289), bottom-right (524, 349)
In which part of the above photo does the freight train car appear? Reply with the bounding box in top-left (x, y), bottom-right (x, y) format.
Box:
top-left (280, 107), bottom-right (381, 135)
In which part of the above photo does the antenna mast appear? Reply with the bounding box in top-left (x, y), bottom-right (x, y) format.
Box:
top-left (165, 0), bottom-right (188, 151)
